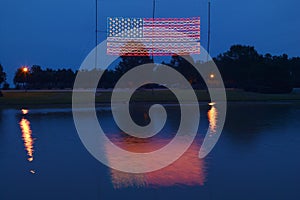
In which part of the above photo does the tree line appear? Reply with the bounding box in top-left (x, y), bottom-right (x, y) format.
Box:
top-left (13, 65), bottom-right (75, 89)
top-left (1, 45), bottom-right (300, 93)
top-left (215, 45), bottom-right (300, 93)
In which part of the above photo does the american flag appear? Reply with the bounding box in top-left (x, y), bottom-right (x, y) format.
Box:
top-left (107, 17), bottom-right (200, 56)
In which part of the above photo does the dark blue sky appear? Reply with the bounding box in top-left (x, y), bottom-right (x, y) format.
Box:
top-left (1, 0), bottom-right (299, 84)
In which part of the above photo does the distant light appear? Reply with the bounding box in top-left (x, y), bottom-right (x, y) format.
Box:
top-left (210, 73), bottom-right (215, 79)
top-left (23, 67), bottom-right (29, 73)
top-left (21, 109), bottom-right (29, 115)
top-left (208, 102), bottom-right (216, 106)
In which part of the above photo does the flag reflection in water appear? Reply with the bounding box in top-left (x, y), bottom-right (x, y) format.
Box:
top-left (106, 105), bottom-right (219, 188)
top-left (106, 136), bottom-right (206, 189)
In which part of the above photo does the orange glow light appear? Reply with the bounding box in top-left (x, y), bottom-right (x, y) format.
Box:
top-left (208, 102), bottom-right (216, 106)
top-left (210, 73), bottom-right (215, 79)
top-left (21, 109), bottom-right (29, 115)
top-left (23, 67), bottom-right (29, 73)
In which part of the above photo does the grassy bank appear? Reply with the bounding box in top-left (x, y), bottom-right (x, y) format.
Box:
top-left (1, 89), bottom-right (300, 108)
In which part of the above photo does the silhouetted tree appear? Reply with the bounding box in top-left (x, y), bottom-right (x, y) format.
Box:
top-left (98, 69), bottom-right (118, 89)
top-left (14, 66), bottom-right (76, 89)
top-left (2, 82), bottom-right (9, 90)
top-left (214, 45), bottom-right (293, 93)
top-left (54, 69), bottom-right (76, 89)
top-left (28, 65), bottom-right (43, 89)
top-left (168, 54), bottom-right (207, 88)
top-left (260, 54), bottom-right (293, 93)
top-left (0, 64), bottom-right (6, 87)
top-left (0, 64), bottom-right (6, 96)
top-left (14, 67), bottom-right (29, 89)
top-left (290, 57), bottom-right (300, 87)
top-left (215, 45), bottom-right (262, 88)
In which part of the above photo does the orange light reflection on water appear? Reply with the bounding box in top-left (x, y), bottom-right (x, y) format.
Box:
top-left (208, 105), bottom-right (218, 134)
top-left (21, 109), bottom-right (29, 115)
top-left (19, 118), bottom-right (34, 162)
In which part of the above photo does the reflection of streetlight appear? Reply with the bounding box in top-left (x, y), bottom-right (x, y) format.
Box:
top-left (21, 109), bottom-right (29, 115)
top-left (208, 102), bottom-right (216, 106)
top-left (208, 103), bottom-right (218, 134)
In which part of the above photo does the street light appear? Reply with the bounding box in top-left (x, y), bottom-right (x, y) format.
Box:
top-left (21, 66), bottom-right (29, 92)
top-left (210, 73), bottom-right (215, 79)
top-left (22, 66), bottom-right (29, 73)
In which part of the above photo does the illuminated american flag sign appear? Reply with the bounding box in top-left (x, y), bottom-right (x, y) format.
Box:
top-left (107, 17), bottom-right (200, 56)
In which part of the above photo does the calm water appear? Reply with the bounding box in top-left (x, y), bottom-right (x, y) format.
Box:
top-left (1, 102), bottom-right (300, 200)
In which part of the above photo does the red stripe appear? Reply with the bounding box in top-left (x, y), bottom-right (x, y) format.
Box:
top-left (143, 17), bottom-right (200, 21)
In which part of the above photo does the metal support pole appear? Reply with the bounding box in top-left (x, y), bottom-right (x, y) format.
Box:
top-left (95, 0), bottom-right (98, 68)
top-left (207, 0), bottom-right (211, 60)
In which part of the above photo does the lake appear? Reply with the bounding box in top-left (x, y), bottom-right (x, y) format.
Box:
top-left (0, 102), bottom-right (300, 200)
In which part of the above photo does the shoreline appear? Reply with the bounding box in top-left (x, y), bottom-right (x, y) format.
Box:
top-left (1, 89), bottom-right (300, 109)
